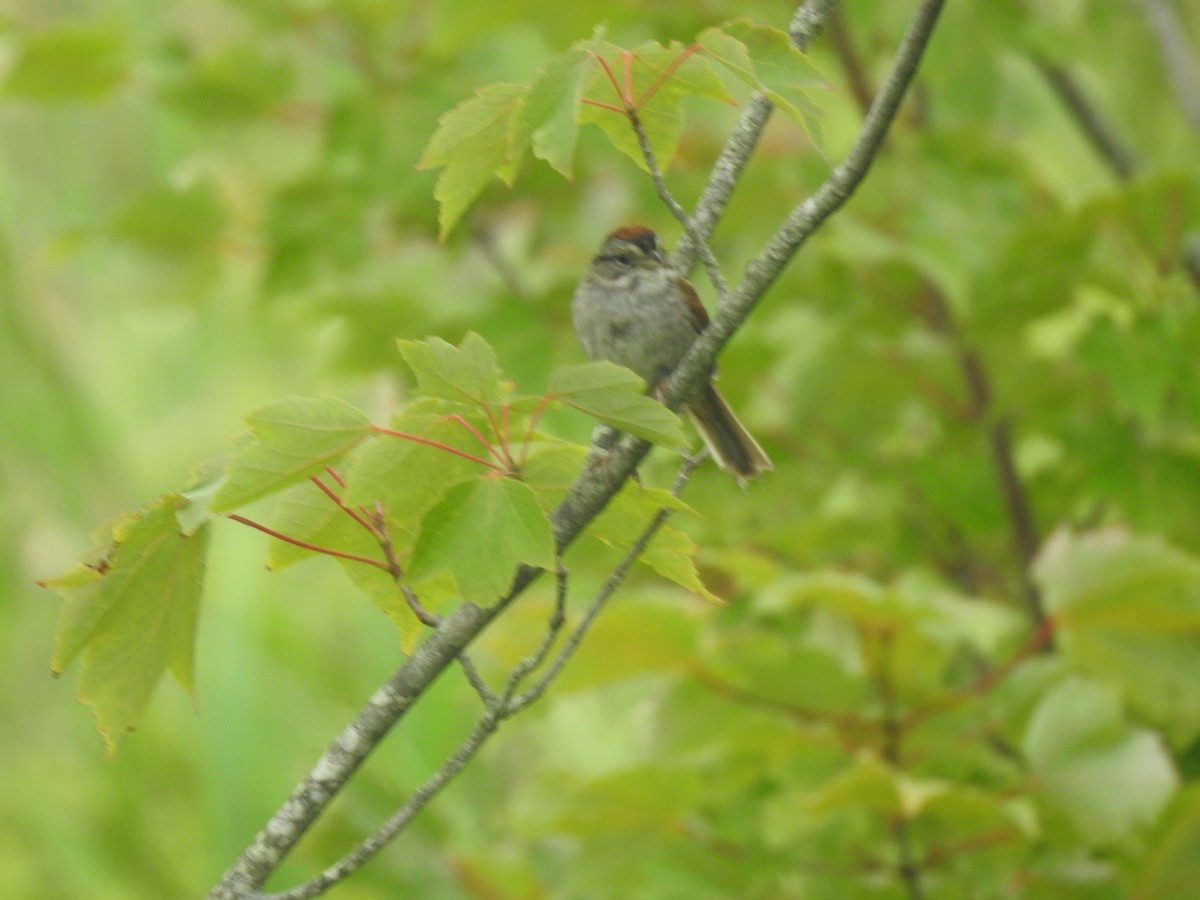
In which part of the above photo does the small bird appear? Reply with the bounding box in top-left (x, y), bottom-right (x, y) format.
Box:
top-left (571, 225), bottom-right (772, 484)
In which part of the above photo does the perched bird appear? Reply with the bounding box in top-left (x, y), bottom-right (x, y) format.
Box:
top-left (572, 225), bottom-right (771, 484)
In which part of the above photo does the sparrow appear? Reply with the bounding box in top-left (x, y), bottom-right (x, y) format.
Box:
top-left (571, 225), bottom-right (772, 484)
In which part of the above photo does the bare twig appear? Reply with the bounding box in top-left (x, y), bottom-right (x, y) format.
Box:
top-left (1033, 49), bottom-right (1200, 292)
top-left (663, 0), bottom-right (946, 412)
top-left (208, 603), bottom-right (495, 899)
top-left (674, 0), bottom-right (840, 274)
top-left (1137, 0), bottom-right (1200, 287)
top-left (922, 288), bottom-right (1051, 634)
top-left (257, 458), bottom-right (702, 899)
top-left (456, 653), bottom-right (495, 705)
top-left (1138, 0), bottom-right (1200, 131)
top-left (266, 700), bottom-right (508, 900)
top-left (1033, 57), bottom-right (1137, 180)
top-left (870, 630), bottom-right (926, 899)
top-left (628, 109), bottom-right (733, 308)
top-left (509, 453), bottom-right (705, 713)
top-left (829, 6), bottom-right (875, 115)
top-left (504, 565), bottom-right (569, 694)
top-left (209, 2), bottom-right (944, 894)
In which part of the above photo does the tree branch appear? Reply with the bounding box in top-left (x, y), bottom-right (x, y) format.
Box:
top-left (1033, 49), bottom-right (1200, 291)
top-left (1137, 0), bottom-right (1200, 132)
top-left (209, 2), bottom-right (946, 894)
top-left (252, 457), bottom-right (702, 900)
top-left (920, 286), bottom-right (1051, 635)
top-left (664, 0), bottom-right (946, 411)
top-left (673, 0), bottom-right (840, 273)
top-left (1032, 57), bottom-right (1138, 180)
top-left (208, 603), bottom-right (495, 899)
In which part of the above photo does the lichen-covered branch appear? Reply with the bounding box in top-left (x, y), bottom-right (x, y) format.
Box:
top-left (208, 2), bottom-right (948, 895)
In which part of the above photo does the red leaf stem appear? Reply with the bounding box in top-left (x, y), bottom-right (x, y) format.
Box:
top-left (226, 514), bottom-right (390, 571)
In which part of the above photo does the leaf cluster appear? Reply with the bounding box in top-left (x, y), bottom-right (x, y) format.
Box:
top-left (13, 0), bottom-right (1200, 897)
top-left (40, 333), bottom-right (699, 754)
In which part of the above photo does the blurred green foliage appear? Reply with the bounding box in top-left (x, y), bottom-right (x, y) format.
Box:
top-left (5, 0), bottom-right (1200, 897)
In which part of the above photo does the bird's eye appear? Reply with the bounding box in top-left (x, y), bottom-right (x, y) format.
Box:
top-left (635, 236), bottom-right (657, 254)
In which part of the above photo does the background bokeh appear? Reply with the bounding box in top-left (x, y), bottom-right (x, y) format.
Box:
top-left (5, 1), bottom-right (1200, 897)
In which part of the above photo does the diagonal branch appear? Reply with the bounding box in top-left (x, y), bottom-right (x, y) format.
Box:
top-left (664, 0), bottom-right (946, 411)
top-left (1137, 0), bottom-right (1200, 132)
top-left (208, 3), bottom-right (945, 895)
top-left (1033, 51), bottom-right (1200, 290)
top-left (922, 289), bottom-right (1051, 633)
top-left (628, 109), bottom-right (734, 308)
top-left (255, 457), bottom-right (702, 900)
top-left (673, 0), bottom-right (840, 274)
top-left (1032, 57), bottom-right (1138, 180)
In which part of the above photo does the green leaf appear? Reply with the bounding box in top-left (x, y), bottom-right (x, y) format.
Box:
top-left (520, 441), bottom-right (590, 512)
top-left (259, 170), bottom-right (372, 293)
top-left (968, 208), bottom-right (1094, 338)
top-left (264, 480), bottom-right (383, 571)
top-left (338, 558), bottom-right (427, 651)
top-left (178, 456), bottom-right (227, 536)
top-left (587, 481), bottom-right (715, 602)
top-left (697, 19), bottom-right (824, 146)
top-left (408, 478), bottom-right (556, 604)
top-left (512, 47), bottom-right (592, 177)
top-left (417, 82), bottom-right (528, 239)
top-left (3, 23), bottom-right (127, 102)
top-left (1023, 676), bottom-right (1177, 845)
top-left (212, 397), bottom-right (373, 512)
top-left (343, 403), bottom-right (492, 530)
top-left (398, 332), bottom-right (504, 407)
top-left (550, 361), bottom-right (686, 448)
top-left (805, 755), bottom-right (906, 818)
top-left (1034, 528), bottom-right (1200, 745)
top-left (41, 495), bottom-right (209, 756)
top-left (262, 482), bottom-right (428, 646)
top-left (1077, 314), bottom-right (1184, 421)
top-left (580, 41), bottom-right (733, 174)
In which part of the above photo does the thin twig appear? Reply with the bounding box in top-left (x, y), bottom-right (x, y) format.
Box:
top-left (871, 630), bottom-right (926, 899)
top-left (1034, 52), bottom-right (1200, 289)
top-left (1135, 0), bottom-right (1200, 287)
top-left (828, 6), bottom-right (874, 115)
top-left (627, 109), bottom-right (734, 308)
top-left (1032, 57), bottom-right (1137, 180)
top-left (503, 565), bottom-right (569, 695)
top-left (663, 0), bottom-right (946, 413)
top-left (209, 2), bottom-right (941, 893)
top-left (371, 502), bottom-right (442, 627)
top-left (1138, 0), bottom-right (1200, 131)
top-left (509, 453), bottom-right (704, 713)
top-left (259, 458), bottom-right (702, 899)
top-left (400, 584), bottom-right (440, 627)
top-left (265, 703), bottom-right (507, 900)
top-left (674, 0), bottom-right (840, 273)
top-left (457, 653), bottom-right (495, 705)
top-left (208, 603), bottom-right (495, 899)
top-left (922, 288), bottom-right (1051, 635)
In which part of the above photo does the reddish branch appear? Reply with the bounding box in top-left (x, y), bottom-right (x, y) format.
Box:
top-left (226, 514), bottom-right (389, 571)
top-left (372, 425), bottom-right (505, 470)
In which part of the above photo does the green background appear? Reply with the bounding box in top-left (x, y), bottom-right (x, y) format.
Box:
top-left (5, 1), bottom-right (1200, 897)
